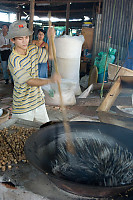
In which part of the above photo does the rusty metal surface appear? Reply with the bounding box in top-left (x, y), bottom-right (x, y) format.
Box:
top-left (49, 176), bottom-right (133, 199)
top-left (94, 0), bottom-right (133, 61)
top-left (76, 96), bottom-right (132, 107)
top-left (98, 110), bottom-right (133, 131)
top-left (97, 76), bottom-right (133, 130)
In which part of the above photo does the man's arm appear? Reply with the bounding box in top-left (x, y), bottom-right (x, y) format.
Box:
top-left (27, 78), bottom-right (51, 86)
top-left (27, 72), bottom-right (61, 86)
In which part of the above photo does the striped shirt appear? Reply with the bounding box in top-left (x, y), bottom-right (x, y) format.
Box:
top-left (8, 44), bottom-right (48, 114)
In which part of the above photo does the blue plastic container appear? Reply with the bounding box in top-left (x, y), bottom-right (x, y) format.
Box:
top-left (97, 72), bottom-right (108, 83)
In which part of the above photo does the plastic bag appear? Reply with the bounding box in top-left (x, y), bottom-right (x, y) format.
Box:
top-left (94, 48), bottom-right (116, 74)
top-left (80, 75), bottom-right (89, 89)
top-left (41, 79), bottom-right (76, 106)
top-left (54, 35), bottom-right (85, 95)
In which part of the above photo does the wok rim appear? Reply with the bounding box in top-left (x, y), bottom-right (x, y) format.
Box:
top-left (24, 121), bottom-right (133, 198)
top-left (26, 158), bottom-right (133, 198)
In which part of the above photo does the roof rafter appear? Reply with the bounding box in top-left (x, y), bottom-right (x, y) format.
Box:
top-left (32, 8), bottom-right (92, 13)
top-left (0, 0), bottom-right (102, 4)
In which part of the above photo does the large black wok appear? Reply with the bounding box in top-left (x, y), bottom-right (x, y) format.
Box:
top-left (24, 121), bottom-right (133, 198)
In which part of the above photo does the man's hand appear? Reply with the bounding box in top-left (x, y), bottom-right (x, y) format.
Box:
top-left (50, 72), bottom-right (61, 83)
top-left (26, 72), bottom-right (61, 86)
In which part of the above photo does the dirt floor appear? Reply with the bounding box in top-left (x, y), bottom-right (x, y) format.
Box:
top-left (0, 64), bottom-right (100, 123)
top-left (0, 65), bottom-right (102, 200)
top-left (0, 64), bottom-right (133, 126)
top-left (0, 65), bottom-right (133, 200)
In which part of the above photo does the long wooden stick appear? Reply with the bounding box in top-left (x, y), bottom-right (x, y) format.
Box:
top-left (29, 0), bottom-right (35, 43)
top-left (48, 12), bottom-right (75, 154)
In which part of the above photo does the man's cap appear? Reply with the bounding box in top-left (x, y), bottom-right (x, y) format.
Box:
top-left (6, 20), bottom-right (33, 39)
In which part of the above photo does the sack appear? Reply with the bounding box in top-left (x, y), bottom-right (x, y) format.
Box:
top-left (1, 49), bottom-right (11, 61)
top-left (54, 35), bottom-right (84, 95)
top-left (41, 79), bottom-right (76, 106)
top-left (94, 48), bottom-right (116, 74)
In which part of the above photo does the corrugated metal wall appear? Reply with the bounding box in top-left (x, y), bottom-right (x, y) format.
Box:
top-left (94, 0), bottom-right (133, 63)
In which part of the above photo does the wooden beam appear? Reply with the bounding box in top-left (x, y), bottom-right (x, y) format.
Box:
top-left (25, 8), bottom-right (92, 14)
top-left (97, 77), bottom-right (122, 112)
top-left (17, 6), bottom-right (22, 20)
top-left (66, 1), bottom-right (70, 34)
top-left (121, 76), bottom-right (133, 85)
top-left (35, 0), bottom-right (101, 2)
top-left (47, 21), bottom-right (84, 28)
top-left (1, 1), bottom-right (27, 3)
top-left (97, 76), bottom-right (133, 131)
top-left (29, 0), bottom-right (35, 43)
top-left (1, 0), bottom-right (102, 4)
top-left (108, 63), bottom-right (133, 81)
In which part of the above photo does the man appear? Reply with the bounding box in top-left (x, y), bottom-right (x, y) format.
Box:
top-left (0, 24), bottom-right (11, 84)
top-left (6, 20), bottom-right (61, 124)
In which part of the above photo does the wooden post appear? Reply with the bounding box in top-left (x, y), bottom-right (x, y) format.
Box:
top-left (29, 0), bottom-right (35, 43)
top-left (66, 1), bottom-right (70, 35)
top-left (17, 6), bottom-right (21, 20)
top-left (98, 0), bottom-right (101, 14)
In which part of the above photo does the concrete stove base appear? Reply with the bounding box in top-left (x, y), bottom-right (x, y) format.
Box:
top-left (0, 181), bottom-right (48, 200)
top-left (0, 163), bottom-right (103, 200)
